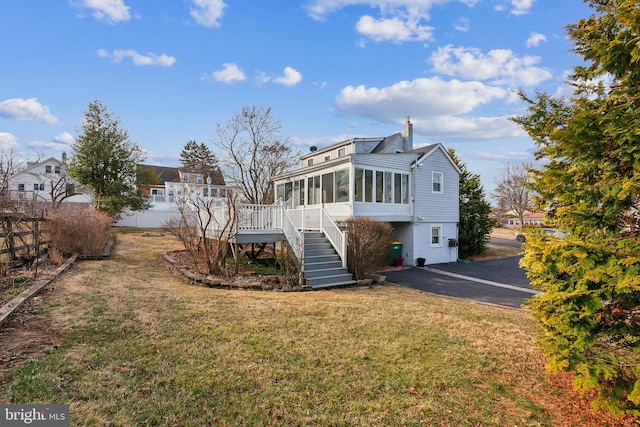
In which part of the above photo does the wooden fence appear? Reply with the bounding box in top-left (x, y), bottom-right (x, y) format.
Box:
top-left (0, 215), bottom-right (48, 267)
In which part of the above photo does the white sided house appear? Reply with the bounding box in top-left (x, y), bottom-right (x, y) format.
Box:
top-left (6, 156), bottom-right (93, 210)
top-left (115, 165), bottom-right (232, 228)
top-left (272, 119), bottom-right (461, 268)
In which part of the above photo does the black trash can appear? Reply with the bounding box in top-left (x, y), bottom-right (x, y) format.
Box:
top-left (417, 257), bottom-right (426, 267)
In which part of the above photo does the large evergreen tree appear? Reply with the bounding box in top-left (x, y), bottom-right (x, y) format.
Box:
top-left (69, 100), bottom-right (149, 216)
top-left (448, 149), bottom-right (493, 258)
top-left (512, 0), bottom-right (640, 415)
top-left (179, 140), bottom-right (218, 173)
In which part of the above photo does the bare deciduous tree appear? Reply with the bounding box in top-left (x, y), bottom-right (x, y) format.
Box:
top-left (163, 186), bottom-right (238, 276)
top-left (213, 105), bottom-right (300, 204)
top-left (0, 149), bottom-right (22, 202)
top-left (491, 163), bottom-right (534, 229)
top-left (37, 167), bottom-right (83, 210)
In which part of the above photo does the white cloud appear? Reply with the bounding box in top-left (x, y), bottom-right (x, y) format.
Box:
top-left (337, 77), bottom-right (507, 117)
top-left (258, 67), bottom-right (303, 87)
top-left (453, 17), bottom-right (470, 32)
top-left (20, 132), bottom-right (74, 154)
top-left (335, 77), bottom-right (519, 140)
top-left (53, 132), bottom-right (75, 146)
top-left (355, 15), bottom-right (433, 43)
top-left (526, 32), bottom-right (547, 47)
top-left (471, 149), bottom-right (533, 162)
top-left (305, 1), bottom-right (478, 43)
top-left (511, 0), bottom-right (535, 15)
top-left (72, 0), bottom-right (131, 24)
top-left (430, 45), bottom-right (552, 87)
top-left (27, 140), bottom-right (73, 152)
top-left (97, 49), bottom-right (176, 66)
top-left (305, 0), bottom-right (480, 21)
top-left (495, 0), bottom-right (535, 15)
top-left (0, 132), bottom-right (19, 150)
top-left (206, 63), bottom-right (246, 83)
top-left (0, 98), bottom-right (60, 125)
top-left (273, 67), bottom-right (303, 87)
top-left (190, 0), bottom-right (227, 28)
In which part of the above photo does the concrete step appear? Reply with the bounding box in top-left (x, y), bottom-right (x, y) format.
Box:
top-left (304, 247), bottom-right (337, 257)
top-left (309, 280), bottom-right (358, 289)
top-left (303, 267), bottom-right (350, 279)
top-left (303, 260), bottom-right (343, 271)
top-left (303, 243), bottom-right (334, 250)
top-left (304, 232), bottom-right (324, 239)
top-left (304, 236), bottom-right (329, 245)
top-left (304, 254), bottom-right (341, 263)
top-left (305, 273), bottom-right (355, 287)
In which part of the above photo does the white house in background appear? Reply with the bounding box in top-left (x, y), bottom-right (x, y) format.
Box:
top-left (6, 156), bottom-right (93, 209)
top-left (115, 165), bottom-right (232, 228)
top-left (272, 119), bottom-right (461, 265)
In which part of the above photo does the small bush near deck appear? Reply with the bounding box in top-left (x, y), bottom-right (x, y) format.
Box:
top-left (46, 208), bottom-right (112, 257)
top-left (345, 217), bottom-right (393, 280)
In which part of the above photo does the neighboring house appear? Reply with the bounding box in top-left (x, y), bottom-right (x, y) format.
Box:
top-left (523, 212), bottom-right (545, 227)
top-left (5, 155), bottom-right (93, 211)
top-left (498, 211), bottom-right (545, 229)
top-left (115, 165), bottom-right (231, 228)
top-left (272, 119), bottom-right (461, 266)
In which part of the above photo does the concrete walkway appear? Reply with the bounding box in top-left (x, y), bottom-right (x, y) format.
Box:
top-left (383, 256), bottom-right (538, 309)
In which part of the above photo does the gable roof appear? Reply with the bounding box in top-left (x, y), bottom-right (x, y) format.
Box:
top-left (410, 144), bottom-right (462, 175)
top-left (371, 132), bottom-right (402, 153)
top-left (139, 165), bottom-right (180, 185)
top-left (138, 164), bottom-right (226, 186)
top-left (12, 157), bottom-right (62, 178)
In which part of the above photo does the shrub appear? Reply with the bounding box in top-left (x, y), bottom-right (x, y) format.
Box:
top-left (345, 218), bottom-right (393, 280)
top-left (46, 207), bottom-right (112, 257)
top-left (276, 237), bottom-right (301, 287)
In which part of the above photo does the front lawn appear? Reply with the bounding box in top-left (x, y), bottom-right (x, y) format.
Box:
top-left (0, 228), bottom-right (633, 426)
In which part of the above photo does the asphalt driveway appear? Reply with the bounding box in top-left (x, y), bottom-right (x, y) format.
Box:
top-left (383, 256), bottom-right (539, 309)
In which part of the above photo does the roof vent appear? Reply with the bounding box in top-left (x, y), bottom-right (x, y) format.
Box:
top-left (310, 146), bottom-right (317, 152)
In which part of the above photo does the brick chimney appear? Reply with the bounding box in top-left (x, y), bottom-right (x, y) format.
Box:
top-left (403, 116), bottom-right (413, 151)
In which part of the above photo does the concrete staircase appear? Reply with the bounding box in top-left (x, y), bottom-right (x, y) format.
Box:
top-left (302, 232), bottom-right (356, 289)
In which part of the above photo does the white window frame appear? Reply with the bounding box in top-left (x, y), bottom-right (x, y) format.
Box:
top-left (430, 225), bottom-right (442, 247)
top-left (432, 171), bottom-right (443, 194)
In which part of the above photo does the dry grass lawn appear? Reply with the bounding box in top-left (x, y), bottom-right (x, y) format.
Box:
top-left (0, 228), bottom-right (635, 426)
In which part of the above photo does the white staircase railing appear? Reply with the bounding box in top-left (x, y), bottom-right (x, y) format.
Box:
top-left (319, 206), bottom-right (347, 268)
top-left (281, 207), bottom-right (304, 261)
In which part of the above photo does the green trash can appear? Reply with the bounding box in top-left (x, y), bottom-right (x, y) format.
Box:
top-left (391, 242), bottom-right (403, 266)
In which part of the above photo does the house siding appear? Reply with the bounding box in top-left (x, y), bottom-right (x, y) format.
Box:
top-left (351, 153), bottom-right (416, 170)
top-left (413, 149), bottom-right (459, 223)
top-left (412, 222), bottom-right (458, 264)
top-left (7, 158), bottom-right (93, 206)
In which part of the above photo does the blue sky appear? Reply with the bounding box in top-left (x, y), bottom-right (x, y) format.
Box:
top-left (0, 0), bottom-right (592, 198)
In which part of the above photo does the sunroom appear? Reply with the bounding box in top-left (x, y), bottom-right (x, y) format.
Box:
top-left (273, 158), bottom-right (413, 224)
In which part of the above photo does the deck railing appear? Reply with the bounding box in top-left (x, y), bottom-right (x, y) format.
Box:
top-left (237, 204), bottom-right (282, 231)
top-left (204, 201), bottom-right (346, 268)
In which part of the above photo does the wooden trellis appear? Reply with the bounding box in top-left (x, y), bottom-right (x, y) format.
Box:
top-left (0, 215), bottom-right (48, 267)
